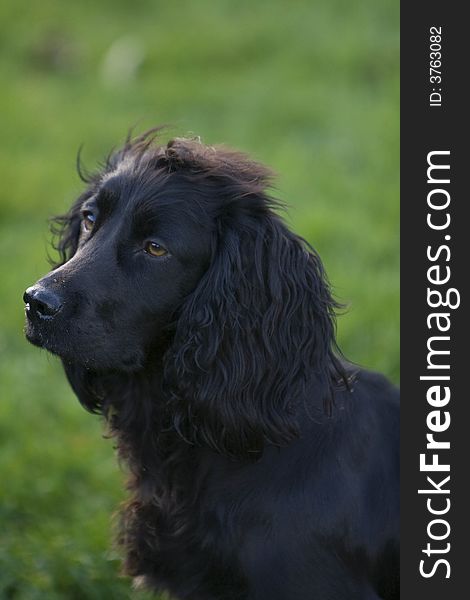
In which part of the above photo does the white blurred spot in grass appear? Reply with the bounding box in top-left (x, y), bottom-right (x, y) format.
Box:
top-left (101, 36), bottom-right (145, 86)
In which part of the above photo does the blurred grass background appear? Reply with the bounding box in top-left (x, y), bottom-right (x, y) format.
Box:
top-left (0, 0), bottom-right (399, 597)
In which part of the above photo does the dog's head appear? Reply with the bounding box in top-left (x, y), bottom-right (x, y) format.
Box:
top-left (25, 133), bottom-right (226, 370)
top-left (24, 130), bottom-right (345, 455)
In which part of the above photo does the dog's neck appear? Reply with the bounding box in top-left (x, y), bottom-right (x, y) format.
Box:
top-left (65, 361), bottom-right (201, 501)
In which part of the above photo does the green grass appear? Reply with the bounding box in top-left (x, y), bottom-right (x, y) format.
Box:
top-left (0, 0), bottom-right (399, 597)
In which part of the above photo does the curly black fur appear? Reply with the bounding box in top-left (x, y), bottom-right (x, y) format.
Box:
top-left (25, 130), bottom-right (399, 599)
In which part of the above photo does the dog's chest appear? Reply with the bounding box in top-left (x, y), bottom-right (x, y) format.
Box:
top-left (129, 494), bottom-right (251, 599)
top-left (122, 455), bottom-right (260, 598)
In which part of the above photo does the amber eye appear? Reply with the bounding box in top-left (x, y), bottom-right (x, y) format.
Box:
top-left (82, 210), bottom-right (96, 232)
top-left (144, 241), bottom-right (168, 257)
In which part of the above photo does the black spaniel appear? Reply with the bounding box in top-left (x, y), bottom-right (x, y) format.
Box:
top-left (24, 130), bottom-right (399, 599)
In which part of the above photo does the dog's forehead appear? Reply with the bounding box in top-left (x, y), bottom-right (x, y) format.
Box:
top-left (99, 163), bottom-right (169, 207)
top-left (97, 166), bottom-right (213, 230)
top-left (99, 158), bottom-right (160, 197)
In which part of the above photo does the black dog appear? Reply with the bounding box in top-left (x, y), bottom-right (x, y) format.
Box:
top-left (24, 130), bottom-right (399, 599)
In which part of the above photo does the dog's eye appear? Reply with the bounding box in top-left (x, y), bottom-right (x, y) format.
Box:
top-left (144, 241), bottom-right (168, 257)
top-left (82, 211), bottom-right (96, 232)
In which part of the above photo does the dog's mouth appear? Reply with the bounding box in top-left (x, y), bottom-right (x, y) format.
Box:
top-left (24, 311), bottom-right (57, 352)
top-left (24, 309), bottom-right (146, 372)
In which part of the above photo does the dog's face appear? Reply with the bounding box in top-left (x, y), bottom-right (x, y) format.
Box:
top-left (24, 164), bottom-right (214, 371)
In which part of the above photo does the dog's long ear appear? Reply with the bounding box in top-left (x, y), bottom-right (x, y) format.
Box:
top-left (49, 191), bottom-right (92, 267)
top-left (164, 208), bottom-right (345, 459)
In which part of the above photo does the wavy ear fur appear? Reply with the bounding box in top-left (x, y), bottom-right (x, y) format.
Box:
top-left (164, 205), bottom-right (345, 459)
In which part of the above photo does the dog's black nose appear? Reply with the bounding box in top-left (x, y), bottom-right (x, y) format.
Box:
top-left (23, 286), bottom-right (63, 320)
